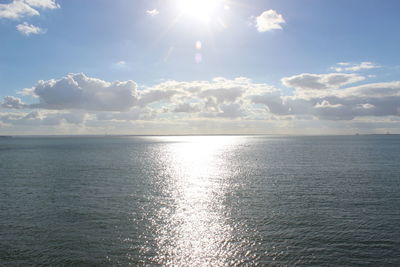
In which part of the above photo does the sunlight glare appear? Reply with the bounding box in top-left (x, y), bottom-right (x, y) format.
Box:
top-left (152, 136), bottom-right (241, 265)
top-left (176, 0), bottom-right (223, 22)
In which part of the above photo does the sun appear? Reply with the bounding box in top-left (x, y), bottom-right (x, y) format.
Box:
top-left (176, 0), bottom-right (223, 23)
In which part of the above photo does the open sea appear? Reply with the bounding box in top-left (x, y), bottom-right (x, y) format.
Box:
top-left (1, 135), bottom-right (400, 266)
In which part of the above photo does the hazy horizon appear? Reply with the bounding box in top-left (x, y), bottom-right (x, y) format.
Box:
top-left (2, 132), bottom-right (399, 137)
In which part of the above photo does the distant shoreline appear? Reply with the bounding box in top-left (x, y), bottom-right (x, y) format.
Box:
top-left (1, 133), bottom-right (399, 138)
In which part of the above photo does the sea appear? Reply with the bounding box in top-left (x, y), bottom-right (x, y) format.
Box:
top-left (1, 135), bottom-right (399, 266)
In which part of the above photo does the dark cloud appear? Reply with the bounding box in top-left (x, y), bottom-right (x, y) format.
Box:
top-left (281, 73), bottom-right (365, 91)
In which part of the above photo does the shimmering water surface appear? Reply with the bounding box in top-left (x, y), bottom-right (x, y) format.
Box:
top-left (1, 135), bottom-right (400, 266)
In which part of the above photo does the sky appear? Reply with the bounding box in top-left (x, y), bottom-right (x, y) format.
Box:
top-left (1, 0), bottom-right (400, 135)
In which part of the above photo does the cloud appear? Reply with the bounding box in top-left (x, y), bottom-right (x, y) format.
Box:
top-left (1, 96), bottom-right (27, 109)
top-left (111, 61), bottom-right (130, 70)
top-left (172, 103), bottom-right (200, 113)
top-left (281, 73), bottom-right (365, 91)
top-left (0, 1), bottom-right (39, 19)
top-left (16, 22), bottom-right (46, 35)
top-left (139, 77), bottom-right (275, 117)
top-left (96, 108), bottom-right (155, 121)
top-left (18, 73), bottom-right (251, 121)
top-left (115, 61), bottom-right (126, 66)
top-left (25, 73), bottom-right (138, 111)
top-left (3, 73), bottom-right (400, 135)
top-left (252, 81), bottom-right (400, 120)
top-left (217, 103), bottom-right (246, 118)
top-left (0, 110), bottom-right (86, 127)
top-left (255, 9), bottom-right (285, 32)
top-left (14, 75), bottom-right (276, 122)
top-left (137, 89), bottom-right (180, 107)
top-left (331, 61), bottom-right (380, 72)
top-left (314, 100), bottom-right (343, 109)
top-left (0, 0), bottom-right (58, 20)
top-left (251, 91), bottom-right (289, 115)
top-left (198, 87), bottom-right (244, 103)
top-left (23, 0), bottom-right (59, 9)
top-left (146, 9), bottom-right (159, 17)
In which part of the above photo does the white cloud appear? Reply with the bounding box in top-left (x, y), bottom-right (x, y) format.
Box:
top-left (23, 0), bottom-right (59, 9)
top-left (16, 22), bottom-right (46, 35)
top-left (146, 9), bottom-right (159, 17)
top-left (12, 74), bottom-right (276, 121)
top-left (3, 73), bottom-right (400, 134)
top-left (331, 62), bottom-right (380, 72)
top-left (137, 77), bottom-right (275, 118)
top-left (115, 61), bottom-right (126, 66)
top-left (315, 100), bottom-right (343, 109)
top-left (111, 61), bottom-right (129, 70)
top-left (359, 103), bottom-right (375, 110)
top-left (0, 0), bottom-right (58, 20)
top-left (13, 74), bottom-right (400, 122)
top-left (255, 9), bottom-right (285, 32)
top-left (0, 1), bottom-right (38, 19)
top-left (25, 73), bottom-right (138, 111)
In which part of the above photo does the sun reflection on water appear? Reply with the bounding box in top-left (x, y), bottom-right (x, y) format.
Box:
top-left (150, 136), bottom-right (245, 266)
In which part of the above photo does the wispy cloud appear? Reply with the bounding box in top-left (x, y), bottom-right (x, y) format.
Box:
top-left (16, 22), bottom-right (46, 35)
top-left (115, 60), bottom-right (126, 66)
top-left (146, 9), bottom-right (159, 17)
top-left (255, 9), bottom-right (285, 32)
top-left (331, 62), bottom-right (380, 72)
top-left (112, 61), bottom-right (129, 70)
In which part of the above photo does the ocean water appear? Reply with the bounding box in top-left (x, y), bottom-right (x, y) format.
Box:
top-left (1, 135), bottom-right (400, 266)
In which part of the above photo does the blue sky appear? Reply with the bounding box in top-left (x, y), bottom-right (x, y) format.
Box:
top-left (1, 0), bottom-right (400, 135)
